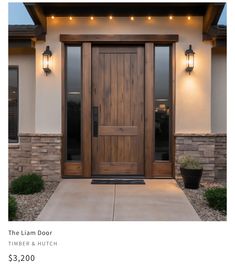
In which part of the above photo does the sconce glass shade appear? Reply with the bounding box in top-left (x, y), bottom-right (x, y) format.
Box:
top-left (185, 44), bottom-right (195, 74)
top-left (42, 46), bottom-right (52, 75)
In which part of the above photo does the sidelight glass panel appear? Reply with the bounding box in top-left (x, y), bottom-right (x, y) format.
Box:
top-left (66, 46), bottom-right (81, 161)
top-left (66, 46), bottom-right (81, 94)
top-left (154, 46), bottom-right (171, 160)
top-left (8, 67), bottom-right (18, 143)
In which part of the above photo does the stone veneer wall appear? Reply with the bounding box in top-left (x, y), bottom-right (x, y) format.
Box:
top-left (9, 134), bottom-right (62, 183)
top-left (175, 134), bottom-right (226, 184)
top-left (214, 136), bottom-right (227, 184)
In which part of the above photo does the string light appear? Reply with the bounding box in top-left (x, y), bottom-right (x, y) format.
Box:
top-left (130, 16), bottom-right (134, 21)
top-left (69, 16), bottom-right (72, 21)
top-left (109, 15), bottom-right (113, 20)
top-left (169, 15), bottom-right (173, 20)
top-left (148, 16), bottom-right (152, 21)
top-left (90, 16), bottom-right (94, 20)
top-left (187, 16), bottom-right (191, 20)
top-left (51, 15), bottom-right (55, 19)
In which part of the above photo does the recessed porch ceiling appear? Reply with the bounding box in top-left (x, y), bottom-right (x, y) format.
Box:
top-left (27, 3), bottom-right (212, 17)
top-left (9, 3), bottom-right (226, 45)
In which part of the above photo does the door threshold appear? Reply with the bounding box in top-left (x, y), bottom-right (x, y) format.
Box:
top-left (91, 175), bottom-right (145, 179)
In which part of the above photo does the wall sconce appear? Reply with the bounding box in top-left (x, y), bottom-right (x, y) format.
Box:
top-left (42, 46), bottom-right (52, 75)
top-left (185, 44), bottom-right (195, 74)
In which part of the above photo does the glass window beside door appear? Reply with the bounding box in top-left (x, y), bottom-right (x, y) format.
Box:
top-left (154, 46), bottom-right (171, 161)
top-left (9, 67), bottom-right (18, 143)
top-left (65, 46), bottom-right (82, 161)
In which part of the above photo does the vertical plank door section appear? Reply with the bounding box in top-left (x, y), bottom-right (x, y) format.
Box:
top-left (92, 46), bottom-right (144, 175)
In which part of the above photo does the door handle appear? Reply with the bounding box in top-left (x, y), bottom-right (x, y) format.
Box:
top-left (92, 106), bottom-right (98, 137)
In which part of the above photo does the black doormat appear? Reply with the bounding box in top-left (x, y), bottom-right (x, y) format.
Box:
top-left (91, 179), bottom-right (145, 185)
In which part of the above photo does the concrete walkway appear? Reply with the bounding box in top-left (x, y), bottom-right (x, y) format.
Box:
top-left (37, 179), bottom-right (200, 221)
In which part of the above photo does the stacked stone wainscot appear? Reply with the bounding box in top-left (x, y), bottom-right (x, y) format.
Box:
top-left (9, 133), bottom-right (62, 182)
top-left (175, 133), bottom-right (226, 184)
top-left (9, 133), bottom-right (226, 183)
top-left (214, 135), bottom-right (227, 184)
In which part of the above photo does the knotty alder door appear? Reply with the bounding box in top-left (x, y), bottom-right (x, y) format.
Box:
top-left (92, 46), bottom-right (144, 175)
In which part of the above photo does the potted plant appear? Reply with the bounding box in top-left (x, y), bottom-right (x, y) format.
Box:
top-left (179, 156), bottom-right (203, 189)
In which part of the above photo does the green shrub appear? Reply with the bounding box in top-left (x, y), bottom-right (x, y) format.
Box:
top-left (10, 173), bottom-right (44, 194)
top-left (204, 188), bottom-right (227, 212)
top-left (9, 195), bottom-right (17, 221)
top-left (179, 155), bottom-right (202, 169)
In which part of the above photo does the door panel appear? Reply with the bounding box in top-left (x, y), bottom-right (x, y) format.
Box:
top-left (92, 46), bottom-right (144, 175)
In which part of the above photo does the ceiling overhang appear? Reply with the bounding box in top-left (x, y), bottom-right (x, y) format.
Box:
top-left (9, 3), bottom-right (226, 45)
top-left (205, 25), bottom-right (226, 48)
top-left (9, 25), bottom-right (45, 51)
top-left (25, 2), bottom-right (213, 17)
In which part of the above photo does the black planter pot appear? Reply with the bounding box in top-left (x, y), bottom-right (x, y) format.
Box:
top-left (180, 167), bottom-right (203, 189)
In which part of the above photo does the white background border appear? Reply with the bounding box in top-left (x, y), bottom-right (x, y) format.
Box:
top-left (1, 1), bottom-right (234, 271)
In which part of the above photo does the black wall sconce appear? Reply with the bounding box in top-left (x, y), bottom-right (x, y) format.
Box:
top-left (185, 44), bottom-right (195, 75)
top-left (42, 46), bottom-right (52, 75)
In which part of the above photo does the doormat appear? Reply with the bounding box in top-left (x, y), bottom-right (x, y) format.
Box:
top-left (91, 179), bottom-right (145, 185)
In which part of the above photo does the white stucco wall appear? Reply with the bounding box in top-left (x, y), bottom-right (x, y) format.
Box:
top-left (211, 48), bottom-right (227, 133)
top-left (35, 16), bottom-right (212, 133)
top-left (9, 52), bottom-right (35, 133)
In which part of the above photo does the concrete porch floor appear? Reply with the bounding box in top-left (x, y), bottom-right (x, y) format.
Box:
top-left (37, 179), bottom-right (200, 221)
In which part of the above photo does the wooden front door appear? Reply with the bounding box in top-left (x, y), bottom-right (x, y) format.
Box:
top-left (92, 46), bottom-right (144, 175)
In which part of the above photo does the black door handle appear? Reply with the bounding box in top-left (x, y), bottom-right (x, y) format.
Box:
top-left (92, 106), bottom-right (98, 137)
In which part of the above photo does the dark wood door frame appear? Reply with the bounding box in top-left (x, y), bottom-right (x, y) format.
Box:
top-left (144, 42), bottom-right (154, 178)
top-left (60, 34), bottom-right (178, 44)
top-left (61, 34), bottom-right (178, 178)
